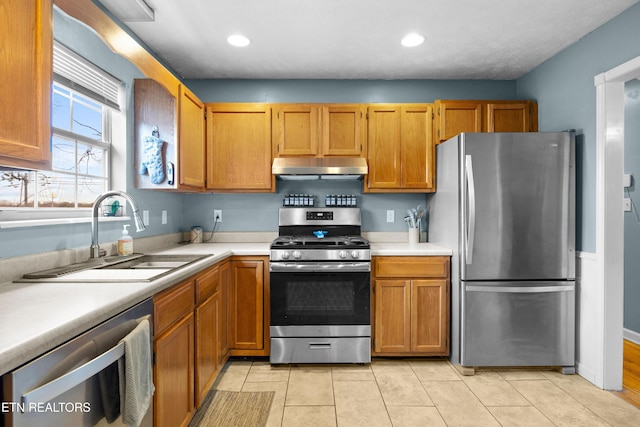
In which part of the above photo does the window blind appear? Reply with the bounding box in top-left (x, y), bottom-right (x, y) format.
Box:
top-left (53, 42), bottom-right (122, 110)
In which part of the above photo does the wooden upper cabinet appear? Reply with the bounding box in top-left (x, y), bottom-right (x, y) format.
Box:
top-left (435, 100), bottom-right (483, 142)
top-left (206, 104), bottom-right (274, 192)
top-left (272, 104), bottom-right (320, 156)
top-left (0, 0), bottom-right (52, 169)
top-left (435, 99), bottom-right (538, 142)
top-left (178, 85), bottom-right (206, 190)
top-left (367, 104), bottom-right (434, 192)
top-left (486, 102), bottom-right (532, 132)
top-left (367, 105), bottom-right (402, 189)
top-left (401, 105), bottom-right (434, 190)
top-left (322, 105), bottom-right (366, 157)
top-left (273, 104), bottom-right (365, 157)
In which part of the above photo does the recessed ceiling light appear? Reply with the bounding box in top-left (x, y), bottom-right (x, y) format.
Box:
top-left (401, 33), bottom-right (425, 47)
top-left (227, 34), bottom-right (251, 47)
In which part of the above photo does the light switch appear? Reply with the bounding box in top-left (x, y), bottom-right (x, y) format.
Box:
top-left (161, 210), bottom-right (167, 225)
top-left (142, 210), bottom-right (149, 226)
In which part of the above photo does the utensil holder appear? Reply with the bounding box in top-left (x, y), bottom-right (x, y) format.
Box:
top-left (408, 228), bottom-right (419, 244)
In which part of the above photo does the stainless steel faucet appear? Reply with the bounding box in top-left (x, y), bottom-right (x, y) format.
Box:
top-left (90, 191), bottom-right (146, 258)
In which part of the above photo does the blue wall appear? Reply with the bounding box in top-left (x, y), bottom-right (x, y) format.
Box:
top-left (6, 4), bottom-right (640, 262)
top-left (185, 79), bottom-right (517, 104)
top-left (624, 79), bottom-right (640, 333)
top-left (516, 2), bottom-right (640, 252)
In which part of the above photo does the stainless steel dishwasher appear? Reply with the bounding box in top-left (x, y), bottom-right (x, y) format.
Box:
top-left (1, 299), bottom-right (153, 427)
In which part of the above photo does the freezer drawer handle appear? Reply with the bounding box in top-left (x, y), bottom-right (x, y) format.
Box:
top-left (465, 155), bottom-right (476, 264)
top-left (21, 342), bottom-right (124, 408)
top-left (309, 342), bottom-right (332, 349)
top-left (466, 285), bottom-right (575, 293)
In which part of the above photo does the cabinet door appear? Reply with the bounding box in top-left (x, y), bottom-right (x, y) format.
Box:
top-left (486, 102), bottom-right (531, 133)
top-left (321, 105), bottom-right (366, 157)
top-left (217, 261), bottom-right (231, 365)
top-left (273, 104), bottom-right (319, 156)
top-left (230, 260), bottom-right (264, 351)
top-left (0, 0), bottom-right (52, 169)
top-left (374, 279), bottom-right (411, 353)
top-left (178, 85), bottom-right (205, 189)
top-left (411, 280), bottom-right (449, 354)
top-left (401, 105), bottom-right (434, 190)
top-left (436, 101), bottom-right (483, 142)
top-left (206, 104), bottom-right (273, 191)
top-left (195, 295), bottom-right (218, 406)
top-left (154, 313), bottom-right (195, 427)
top-left (367, 105), bottom-right (401, 189)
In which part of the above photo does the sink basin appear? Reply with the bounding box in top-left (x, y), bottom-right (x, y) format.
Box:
top-left (100, 254), bottom-right (206, 270)
top-left (18, 254), bottom-right (214, 283)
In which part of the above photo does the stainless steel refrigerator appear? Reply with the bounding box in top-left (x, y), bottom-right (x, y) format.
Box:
top-left (427, 132), bottom-right (575, 371)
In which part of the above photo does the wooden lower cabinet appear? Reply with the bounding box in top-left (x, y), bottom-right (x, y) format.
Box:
top-left (194, 266), bottom-right (220, 406)
top-left (373, 256), bottom-right (450, 356)
top-left (154, 260), bottom-right (231, 427)
top-left (154, 279), bottom-right (195, 427)
top-left (229, 257), bottom-right (270, 356)
top-left (217, 261), bottom-right (231, 366)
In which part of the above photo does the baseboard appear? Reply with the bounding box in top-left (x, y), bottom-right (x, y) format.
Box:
top-left (623, 328), bottom-right (640, 345)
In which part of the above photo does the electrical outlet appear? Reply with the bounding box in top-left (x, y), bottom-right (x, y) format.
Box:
top-left (214, 210), bottom-right (222, 222)
top-left (624, 198), bottom-right (632, 212)
top-left (161, 210), bottom-right (167, 225)
top-left (386, 210), bottom-right (395, 223)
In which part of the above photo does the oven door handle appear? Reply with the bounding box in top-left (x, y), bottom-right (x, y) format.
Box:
top-left (270, 262), bottom-right (371, 272)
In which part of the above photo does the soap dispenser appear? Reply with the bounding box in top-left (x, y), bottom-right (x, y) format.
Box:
top-left (117, 224), bottom-right (133, 256)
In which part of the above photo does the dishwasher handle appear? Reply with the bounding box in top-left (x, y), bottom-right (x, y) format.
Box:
top-left (22, 342), bottom-right (124, 408)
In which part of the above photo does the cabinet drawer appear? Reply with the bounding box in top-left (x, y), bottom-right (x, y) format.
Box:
top-left (154, 280), bottom-right (195, 335)
top-left (196, 266), bottom-right (219, 303)
top-left (374, 257), bottom-right (449, 278)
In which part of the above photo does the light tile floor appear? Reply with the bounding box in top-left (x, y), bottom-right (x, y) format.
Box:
top-left (212, 358), bottom-right (640, 426)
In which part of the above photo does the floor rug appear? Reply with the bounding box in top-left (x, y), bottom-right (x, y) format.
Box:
top-left (190, 390), bottom-right (275, 427)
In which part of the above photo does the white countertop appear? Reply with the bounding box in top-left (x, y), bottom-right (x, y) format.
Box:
top-left (0, 241), bottom-right (450, 375)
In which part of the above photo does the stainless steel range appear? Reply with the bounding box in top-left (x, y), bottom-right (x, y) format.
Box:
top-left (269, 207), bottom-right (371, 364)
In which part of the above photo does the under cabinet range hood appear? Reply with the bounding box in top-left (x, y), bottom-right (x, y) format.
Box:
top-left (272, 157), bottom-right (368, 180)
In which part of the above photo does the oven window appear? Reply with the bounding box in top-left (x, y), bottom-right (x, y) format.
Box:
top-left (271, 272), bottom-right (370, 326)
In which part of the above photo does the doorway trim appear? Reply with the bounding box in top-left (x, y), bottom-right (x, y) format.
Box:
top-left (595, 55), bottom-right (640, 389)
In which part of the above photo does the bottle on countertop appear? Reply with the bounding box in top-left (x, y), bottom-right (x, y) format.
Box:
top-left (117, 224), bottom-right (133, 256)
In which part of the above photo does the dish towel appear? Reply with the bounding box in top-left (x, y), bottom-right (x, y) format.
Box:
top-left (118, 318), bottom-right (154, 427)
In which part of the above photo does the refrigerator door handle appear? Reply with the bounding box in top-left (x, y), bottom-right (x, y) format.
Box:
top-left (466, 285), bottom-right (575, 293)
top-left (465, 155), bottom-right (476, 264)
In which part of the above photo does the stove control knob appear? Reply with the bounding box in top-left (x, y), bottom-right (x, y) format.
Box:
top-left (351, 250), bottom-right (360, 259)
top-left (292, 250), bottom-right (302, 259)
top-left (339, 250), bottom-right (348, 259)
top-left (281, 251), bottom-right (290, 260)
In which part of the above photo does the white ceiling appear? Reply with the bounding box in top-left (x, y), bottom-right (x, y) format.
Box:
top-left (99, 0), bottom-right (639, 80)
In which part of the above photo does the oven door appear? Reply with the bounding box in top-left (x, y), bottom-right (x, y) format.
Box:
top-left (270, 262), bottom-right (370, 330)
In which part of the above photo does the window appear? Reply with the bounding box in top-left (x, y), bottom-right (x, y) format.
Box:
top-left (0, 42), bottom-right (121, 210)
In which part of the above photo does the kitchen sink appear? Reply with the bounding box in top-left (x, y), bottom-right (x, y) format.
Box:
top-left (17, 253), bottom-right (214, 283)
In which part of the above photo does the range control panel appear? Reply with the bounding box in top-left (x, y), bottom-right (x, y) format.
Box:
top-left (306, 211), bottom-right (334, 221)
